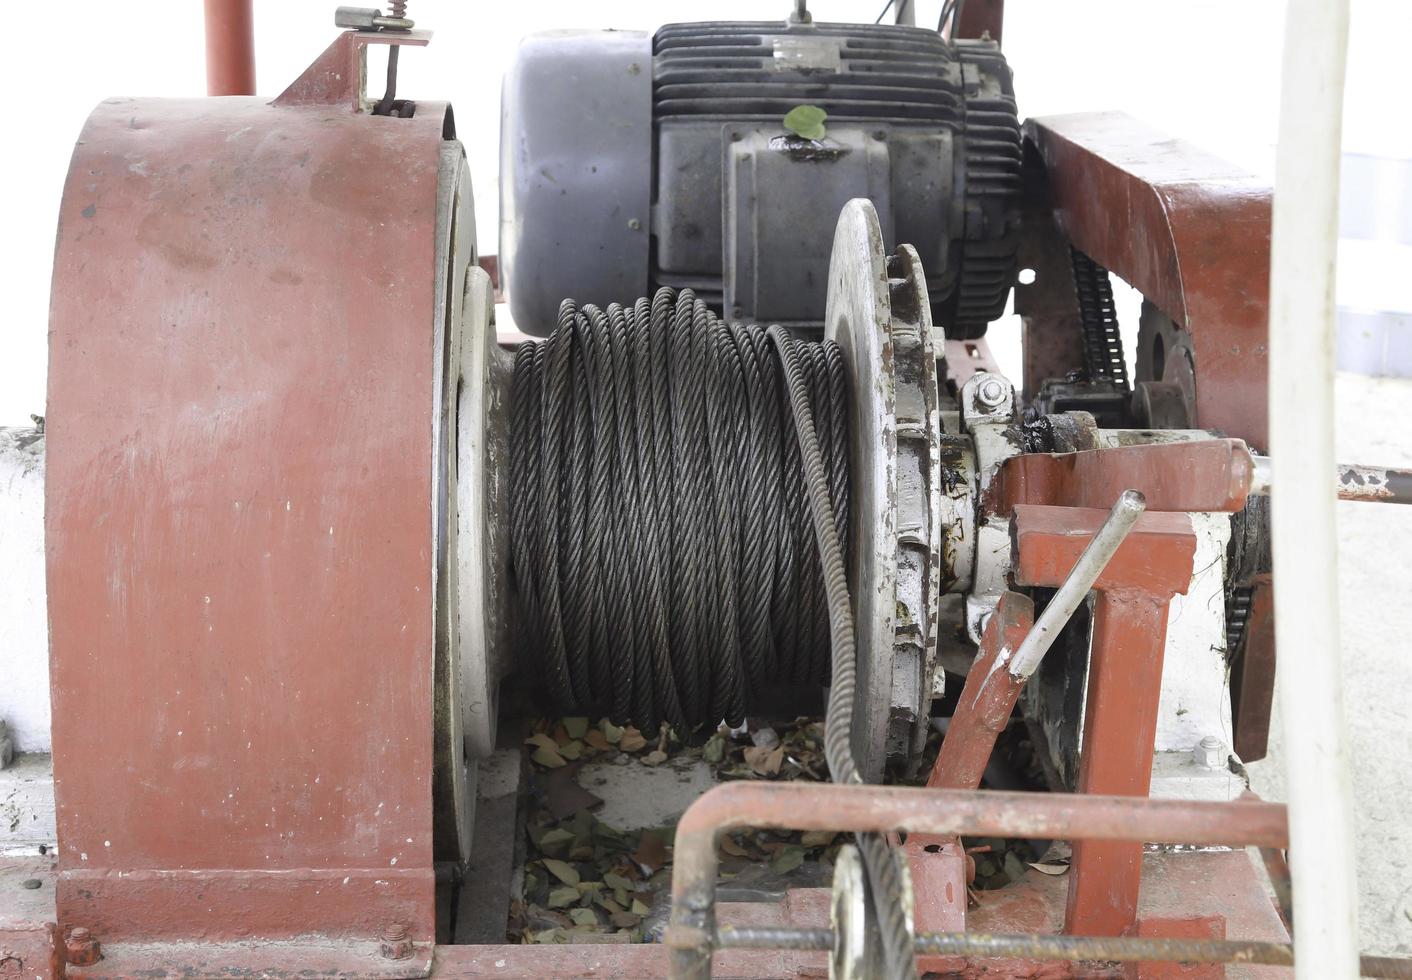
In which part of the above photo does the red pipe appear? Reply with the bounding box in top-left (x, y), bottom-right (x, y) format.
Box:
top-left (204, 0), bottom-right (256, 96)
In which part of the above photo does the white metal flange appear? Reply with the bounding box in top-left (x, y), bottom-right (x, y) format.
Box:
top-left (825, 199), bottom-right (944, 780)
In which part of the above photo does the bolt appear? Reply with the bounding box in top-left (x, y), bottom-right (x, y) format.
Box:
top-left (19, 878), bottom-right (41, 890)
top-left (334, 6), bottom-right (414, 31)
top-left (64, 927), bottom-right (101, 966)
top-left (976, 376), bottom-right (1008, 409)
top-left (379, 922), bottom-right (413, 961)
top-left (1192, 735), bottom-right (1227, 769)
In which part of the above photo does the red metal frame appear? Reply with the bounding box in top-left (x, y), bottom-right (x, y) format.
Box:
top-left (45, 31), bottom-right (450, 975)
top-left (1022, 112), bottom-right (1273, 450)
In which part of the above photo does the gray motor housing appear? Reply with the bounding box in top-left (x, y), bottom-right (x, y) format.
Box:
top-left (501, 20), bottom-right (1021, 338)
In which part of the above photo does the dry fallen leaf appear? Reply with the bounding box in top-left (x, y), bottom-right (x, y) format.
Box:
top-left (547, 886), bottom-right (580, 908)
top-left (720, 835), bottom-right (751, 858)
top-left (526, 733), bottom-right (559, 752)
top-left (585, 730), bottom-right (611, 751)
top-left (532, 746), bottom-right (567, 769)
top-left (642, 749), bottom-right (668, 767)
top-left (743, 745), bottom-right (785, 776)
top-left (801, 830), bottom-right (837, 848)
top-left (563, 717), bottom-right (590, 740)
top-left (619, 728), bottom-right (647, 753)
top-left (1027, 862), bottom-right (1070, 876)
top-left (632, 831), bottom-right (667, 873)
top-left (541, 858), bottom-right (581, 886)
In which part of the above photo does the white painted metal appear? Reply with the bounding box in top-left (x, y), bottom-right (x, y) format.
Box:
top-left (0, 428), bottom-right (48, 754)
top-left (1152, 512), bottom-right (1235, 753)
top-left (1269, 0), bottom-right (1360, 975)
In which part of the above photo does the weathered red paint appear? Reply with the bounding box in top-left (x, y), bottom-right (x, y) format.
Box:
top-left (1025, 113), bottom-right (1272, 449)
top-left (1126, 917), bottom-right (1226, 980)
top-left (992, 440), bottom-right (1255, 517)
top-left (904, 589), bottom-right (1031, 969)
top-left (1010, 506), bottom-right (1198, 938)
top-left (928, 590), bottom-right (1035, 790)
top-left (275, 29), bottom-right (431, 110)
top-left (46, 48), bottom-right (450, 962)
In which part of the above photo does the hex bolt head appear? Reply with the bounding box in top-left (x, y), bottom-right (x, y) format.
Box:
top-left (1193, 735), bottom-right (1227, 769)
top-left (976, 376), bottom-right (1008, 409)
top-left (64, 927), bottom-right (101, 966)
top-left (380, 922), bottom-right (413, 961)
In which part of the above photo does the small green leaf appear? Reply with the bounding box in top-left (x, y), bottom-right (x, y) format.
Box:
top-left (783, 104), bottom-right (827, 141)
top-left (770, 844), bottom-right (806, 874)
top-left (538, 828), bottom-right (576, 856)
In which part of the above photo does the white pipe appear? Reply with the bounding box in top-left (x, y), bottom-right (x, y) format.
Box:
top-left (1269, 1), bottom-right (1359, 976)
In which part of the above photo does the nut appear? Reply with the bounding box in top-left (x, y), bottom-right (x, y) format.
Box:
top-left (1192, 735), bottom-right (1227, 770)
top-left (379, 922), bottom-right (413, 961)
top-left (975, 376), bottom-right (1008, 409)
top-left (64, 927), bottom-right (101, 966)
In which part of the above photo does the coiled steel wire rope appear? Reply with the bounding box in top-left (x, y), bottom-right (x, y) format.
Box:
top-left (510, 287), bottom-right (915, 978)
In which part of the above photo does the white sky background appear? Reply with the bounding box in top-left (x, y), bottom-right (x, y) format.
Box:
top-left (2, 0), bottom-right (1408, 425)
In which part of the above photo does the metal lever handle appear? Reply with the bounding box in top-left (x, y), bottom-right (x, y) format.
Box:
top-left (1007, 489), bottom-right (1146, 680)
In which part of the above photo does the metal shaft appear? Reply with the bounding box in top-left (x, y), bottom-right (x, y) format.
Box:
top-left (1251, 455), bottom-right (1412, 505)
top-left (716, 926), bottom-right (1412, 976)
top-left (1007, 489), bottom-right (1144, 680)
top-left (666, 782), bottom-right (1287, 979)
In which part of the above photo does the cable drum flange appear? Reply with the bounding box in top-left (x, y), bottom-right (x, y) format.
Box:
top-left (456, 266), bottom-right (514, 765)
top-left (826, 199), bottom-right (945, 781)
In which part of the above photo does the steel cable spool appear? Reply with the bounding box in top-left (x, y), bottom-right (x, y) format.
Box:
top-left (508, 289), bottom-right (850, 731)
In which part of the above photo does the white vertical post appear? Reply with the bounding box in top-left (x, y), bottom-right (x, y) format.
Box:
top-left (1269, 0), bottom-right (1359, 976)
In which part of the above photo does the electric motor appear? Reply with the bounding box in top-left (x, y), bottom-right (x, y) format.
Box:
top-left (500, 18), bottom-right (1022, 340)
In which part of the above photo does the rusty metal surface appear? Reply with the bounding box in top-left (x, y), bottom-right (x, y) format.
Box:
top-left (716, 924), bottom-right (1293, 969)
top-left (949, 0), bottom-right (1004, 43)
top-left (1008, 505), bottom-right (1198, 938)
top-left (203, 0), bottom-right (255, 96)
top-left (1026, 112), bottom-right (1271, 449)
top-left (1231, 575), bottom-right (1277, 763)
top-left (927, 590), bottom-right (1035, 790)
top-left (665, 782), bottom-right (1286, 978)
top-left (46, 78), bottom-right (450, 954)
top-left (1129, 916), bottom-right (1225, 980)
top-left (992, 439), bottom-right (1255, 516)
top-left (1014, 181), bottom-right (1087, 402)
top-left (1337, 462), bottom-right (1412, 504)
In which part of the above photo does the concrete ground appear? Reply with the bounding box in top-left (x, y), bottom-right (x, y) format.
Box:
top-left (1245, 372), bottom-right (1412, 957)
